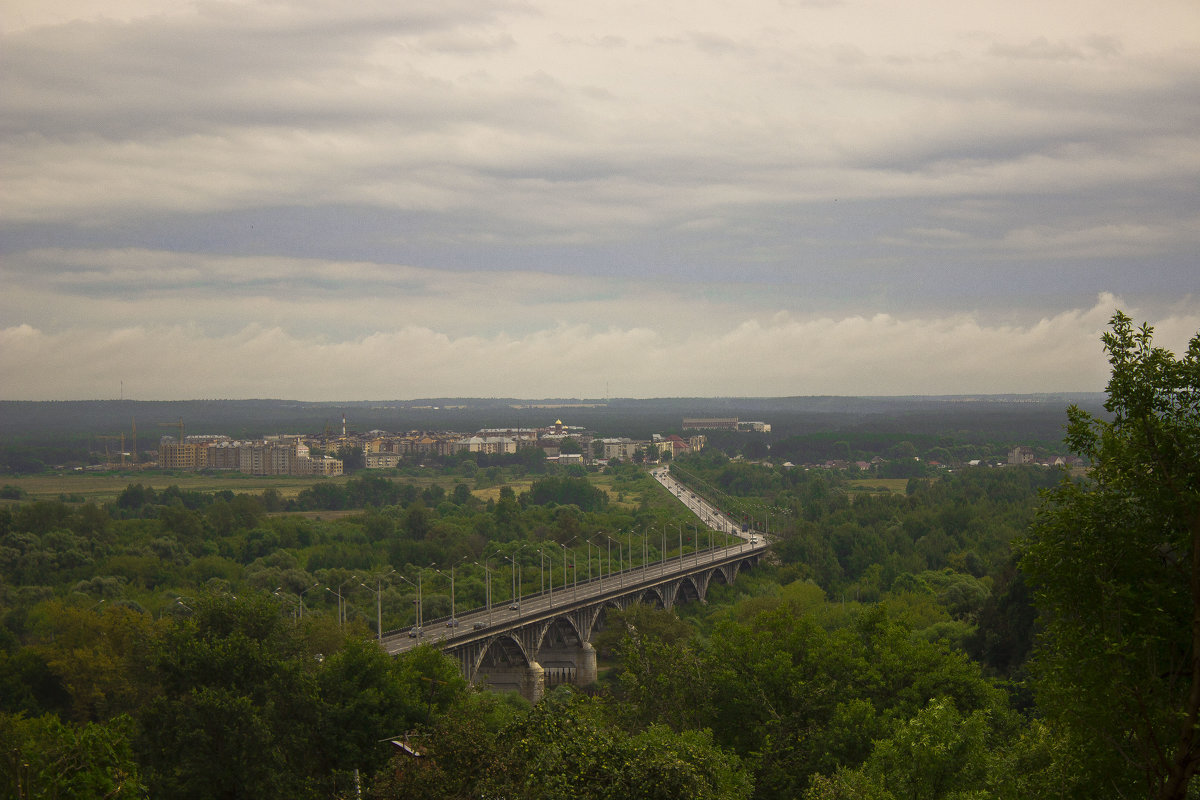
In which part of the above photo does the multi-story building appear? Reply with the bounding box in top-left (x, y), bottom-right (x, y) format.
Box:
top-left (159, 437), bottom-right (338, 476)
top-left (596, 438), bottom-right (642, 461)
top-left (365, 453), bottom-right (403, 469)
top-left (461, 436), bottom-right (517, 455)
top-left (312, 455), bottom-right (344, 476)
top-left (1008, 446), bottom-right (1036, 465)
top-left (159, 441), bottom-right (208, 470)
top-left (682, 417), bottom-right (739, 430)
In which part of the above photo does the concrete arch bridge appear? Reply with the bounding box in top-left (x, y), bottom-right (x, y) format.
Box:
top-left (382, 542), bottom-right (764, 703)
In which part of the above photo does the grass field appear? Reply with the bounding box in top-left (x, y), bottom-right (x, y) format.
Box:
top-left (2, 467), bottom-right (671, 509)
top-left (588, 474), bottom-right (648, 511)
top-left (845, 478), bottom-right (910, 495)
top-left (0, 470), bottom-right (356, 503)
top-left (471, 481), bottom-right (534, 502)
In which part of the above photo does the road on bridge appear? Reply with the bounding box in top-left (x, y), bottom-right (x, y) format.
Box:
top-left (382, 466), bottom-right (766, 655)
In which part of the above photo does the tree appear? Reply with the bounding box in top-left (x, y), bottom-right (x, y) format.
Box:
top-left (338, 444), bottom-right (365, 473)
top-left (489, 689), bottom-right (751, 800)
top-left (804, 698), bottom-right (993, 800)
top-left (136, 594), bottom-right (324, 799)
top-left (1021, 312), bottom-right (1200, 799)
top-left (0, 712), bottom-right (146, 799)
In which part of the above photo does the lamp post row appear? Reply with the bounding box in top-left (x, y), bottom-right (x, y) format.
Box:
top-left (274, 501), bottom-right (748, 638)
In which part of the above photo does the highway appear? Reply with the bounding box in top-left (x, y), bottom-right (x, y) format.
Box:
top-left (382, 467), bottom-right (765, 655)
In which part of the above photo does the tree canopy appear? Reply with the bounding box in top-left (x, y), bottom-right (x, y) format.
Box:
top-left (1022, 312), bottom-right (1200, 799)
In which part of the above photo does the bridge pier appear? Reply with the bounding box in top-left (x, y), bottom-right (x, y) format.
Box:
top-left (577, 641), bottom-right (597, 686)
top-left (395, 546), bottom-right (766, 703)
top-left (523, 661), bottom-right (544, 704)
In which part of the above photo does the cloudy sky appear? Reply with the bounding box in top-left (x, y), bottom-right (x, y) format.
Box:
top-left (2, 0), bottom-right (1197, 401)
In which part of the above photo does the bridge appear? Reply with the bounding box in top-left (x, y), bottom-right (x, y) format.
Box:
top-left (380, 468), bottom-right (768, 702)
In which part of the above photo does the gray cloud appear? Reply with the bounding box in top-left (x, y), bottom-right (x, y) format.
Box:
top-left (1, 0), bottom-right (1197, 399)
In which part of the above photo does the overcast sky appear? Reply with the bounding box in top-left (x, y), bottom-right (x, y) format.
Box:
top-left (2, 0), bottom-right (1197, 401)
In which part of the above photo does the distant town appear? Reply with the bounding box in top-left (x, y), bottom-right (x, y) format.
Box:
top-left (143, 417), bottom-right (771, 476)
top-left (72, 413), bottom-right (1078, 477)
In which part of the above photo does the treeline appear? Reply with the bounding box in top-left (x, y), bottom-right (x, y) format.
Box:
top-left (0, 454), bottom-right (1061, 797)
top-left (669, 452), bottom-right (1060, 680)
top-left (0, 464), bottom-right (689, 634)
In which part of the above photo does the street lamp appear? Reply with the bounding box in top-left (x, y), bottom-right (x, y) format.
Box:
top-left (436, 556), bottom-right (467, 626)
top-left (607, 534), bottom-right (622, 583)
top-left (503, 550), bottom-right (522, 616)
top-left (474, 557), bottom-right (494, 623)
top-left (417, 563), bottom-right (437, 629)
top-left (273, 587), bottom-right (295, 620)
top-left (582, 538), bottom-right (591, 589)
top-left (299, 582), bottom-right (320, 618)
top-left (326, 573), bottom-right (358, 627)
top-left (589, 537), bottom-right (603, 591)
top-left (559, 538), bottom-right (577, 602)
top-left (661, 526), bottom-right (667, 576)
top-left (274, 583), bottom-right (318, 621)
top-left (642, 526), bottom-right (649, 578)
top-left (362, 568), bottom-right (396, 642)
top-left (537, 548), bottom-right (553, 607)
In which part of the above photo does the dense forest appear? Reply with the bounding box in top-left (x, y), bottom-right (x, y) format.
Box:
top-left (0, 454), bottom-right (1059, 798)
top-left (0, 314), bottom-right (1196, 799)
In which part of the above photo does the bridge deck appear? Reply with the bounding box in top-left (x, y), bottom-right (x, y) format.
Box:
top-left (382, 466), bottom-right (766, 656)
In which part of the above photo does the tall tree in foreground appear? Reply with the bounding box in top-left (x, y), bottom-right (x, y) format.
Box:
top-left (1022, 312), bottom-right (1200, 799)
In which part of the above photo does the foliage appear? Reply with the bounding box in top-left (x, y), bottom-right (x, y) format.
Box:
top-left (526, 475), bottom-right (609, 512)
top-left (132, 594), bottom-right (471, 800)
top-left (492, 689), bottom-right (752, 800)
top-left (0, 382), bottom-right (1164, 798)
top-left (0, 712), bottom-right (145, 799)
top-left (1021, 312), bottom-right (1200, 799)
top-left (613, 595), bottom-right (1007, 799)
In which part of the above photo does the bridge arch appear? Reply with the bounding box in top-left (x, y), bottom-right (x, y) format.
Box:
top-left (676, 574), bottom-right (703, 605)
top-left (470, 633), bottom-right (535, 694)
top-left (634, 586), bottom-right (666, 609)
top-left (389, 541), bottom-right (768, 703)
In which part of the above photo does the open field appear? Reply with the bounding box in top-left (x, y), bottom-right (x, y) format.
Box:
top-left (472, 481), bottom-right (534, 503)
top-left (0, 470), bottom-right (356, 503)
top-left (845, 478), bottom-right (910, 495)
top-left (589, 474), bottom-right (651, 511)
top-left (1, 467), bottom-right (670, 510)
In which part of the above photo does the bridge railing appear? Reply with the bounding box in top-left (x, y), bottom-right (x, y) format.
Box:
top-left (380, 538), bottom-right (762, 639)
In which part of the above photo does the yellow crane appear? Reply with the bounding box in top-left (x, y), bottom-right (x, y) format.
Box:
top-left (96, 434), bottom-right (126, 467)
top-left (157, 418), bottom-right (185, 443)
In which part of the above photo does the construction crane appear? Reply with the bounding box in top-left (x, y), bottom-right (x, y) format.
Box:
top-left (158, 418), bottom-right (185, 443)
top-left (96, 434), bottom-right (126, 467)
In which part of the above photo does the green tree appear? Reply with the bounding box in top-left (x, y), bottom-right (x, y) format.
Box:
top-left (338, 444), bottom-right (365, 473)
top-left (136, 594), bottom-right (324, 799)
top-left (1021, 312), bottom-right (1200, 799)
top-left (315, 640), bottom-right (467, 783)
top-left (490, 689), bottom-right (751, 800)
top-left (0, 712), bottom-right (145, 799)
